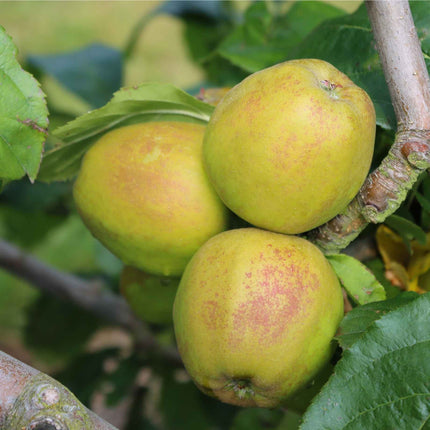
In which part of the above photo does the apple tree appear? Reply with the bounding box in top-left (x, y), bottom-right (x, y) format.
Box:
top-left (0, 0), bottom-right (429, 428)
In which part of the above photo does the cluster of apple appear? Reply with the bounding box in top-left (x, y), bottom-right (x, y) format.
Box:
top-left (73, 59), bottom-right (376, 408)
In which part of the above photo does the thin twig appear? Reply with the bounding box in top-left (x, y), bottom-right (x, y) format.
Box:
top-left (0, 239), bottom-right (181, 365)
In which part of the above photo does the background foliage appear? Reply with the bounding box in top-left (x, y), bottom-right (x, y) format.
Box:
top-left (1, 1), bottom-right (429, 428)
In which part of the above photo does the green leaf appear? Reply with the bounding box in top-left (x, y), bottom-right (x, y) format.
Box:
top-left (38, 82), bottom-right (214, 182)
top-left (218, 1), bottom-right (345, 73)
top-left (0, 205), bottom-right (65, 248)
top-left (105, 355), bottom-right (141, 406)
top-left (327, 254), bottom-right (386, 305)
top-left (230, 408), bottom-right (283, 430)
top-left (124, 388), bottom-right (158, 430)
top-left (412, 2), bottom-right (430, 58)
top-left (1, 179), bottom-right (71, 212)
top-left (337, 291), bottom-right (419, 349)
top-left (385, 215), bottom-right (427, 248)
top-left (300, 292), bottom-right (430, 429)
top-left (416, 191), bottom-right (430, 213)
top-left (28, 43), bottom-right (122, 108)
top-left (55, 348), bottom-right (120, 406)
top-left (160, 376), bottom-right (212, 430)
top-left (275, 411), bottom-right (301, 430)
top-left (0, 26), bottom-right (48, 182)
top-left (24, 294), bottom-right (100, 365)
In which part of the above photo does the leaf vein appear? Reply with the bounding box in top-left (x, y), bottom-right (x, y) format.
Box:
top-left (343, 392), bottom-right (430, 428)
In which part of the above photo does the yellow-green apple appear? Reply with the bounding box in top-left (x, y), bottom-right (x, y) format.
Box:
top-left (73, 121), bottom-right (228, 276)
top-left (120, 265), bottom-right (178, 324)
top-left (203, 59), bottom-right (376, 234)
top-left (173, 228), bottom-right (344, 408)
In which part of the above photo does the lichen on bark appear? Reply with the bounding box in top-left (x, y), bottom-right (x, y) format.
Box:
top-left (4, 373), bottom-right (93, 430)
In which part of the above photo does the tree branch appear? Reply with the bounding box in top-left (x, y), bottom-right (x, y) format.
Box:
top-left (308, 0), bottom-right (430, 253)
top-left (0, 239), bottom-right (181, 365)
top-left (0, 351), bottom-right (118, 429)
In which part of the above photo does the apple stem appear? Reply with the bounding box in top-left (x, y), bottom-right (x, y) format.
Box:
top-left (320, 80), bottom-right (342, 92)
top-left (319, 80), bottom-right (342, 100)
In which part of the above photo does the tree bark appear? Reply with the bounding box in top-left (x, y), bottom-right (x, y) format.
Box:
top-left (308, 0), bottom-right (430, 253)
top-left (0, 351), bottom-right (118, 429)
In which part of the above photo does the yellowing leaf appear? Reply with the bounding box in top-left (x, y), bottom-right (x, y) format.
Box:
top-left (376, 225), bottom-right (430, 294)
top-left (376, 225), bottom-right (409, 268)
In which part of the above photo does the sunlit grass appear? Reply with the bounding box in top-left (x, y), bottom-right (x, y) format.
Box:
top-left (0, 1), bottom-right (204, 90)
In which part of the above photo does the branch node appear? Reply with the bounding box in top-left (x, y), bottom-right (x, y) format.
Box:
top-left (28, 416), bottom-right (66, 430)
top-left (4, 372), bottom-right (93, 430)
top-left (401, 140), bottom-right (430, 168)
top-left (361, 204), bottom-right (382, 223)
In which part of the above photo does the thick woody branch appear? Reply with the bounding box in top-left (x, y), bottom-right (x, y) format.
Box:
top-left (0, 239), bottom-right (181, 365)
top-left (367, 1), bottom-right (430, 130)
top-left (309, 0), bottom-right (430, 253)
top-left (0, 351), bottom-right (118, 429)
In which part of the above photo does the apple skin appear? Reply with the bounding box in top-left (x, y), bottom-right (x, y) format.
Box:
top-left (73, 122), bottom-right (228, 277)
top-left (203, 59), bottom-right (376, 234)
top-left (173, 228), bottom-right (344, 408)
top-left (120, 265), bottom-right (179, 325)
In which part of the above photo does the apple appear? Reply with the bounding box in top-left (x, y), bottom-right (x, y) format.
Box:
top-left (173, 228), bottom-right (344, 408)
top-left (73, 121), bottom-right (228, 276)
top-left (203, 59), bottom-right (376, 234)
top-left (120, 265), bottom-right (179, 325)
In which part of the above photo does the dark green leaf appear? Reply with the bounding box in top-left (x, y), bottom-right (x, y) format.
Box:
top-left (411, 2), bottom-right (430, 57)
top-left (38, 83), bottom-right (214, 182)
top-left (55, 348), bottom-right (120, 406)
top-left (160, 0), bottom-right (230, 20)
top-left (0, 26), bottom-right (48, 182)
top-left (0, 205), bottom-right (65, 248)
top-left (300, 292), bottom-right (430, 429)
top-left (327, 254), bottom-right (386, 304)
top-left (160, 376), bottom-right (211, 430)
top-left (416, 191), bottom-right (430, 213)
top-left (421, 174), bottom-right (430, 200)
top-left (337, 291), bottom-right (419, 349)
top-left (275, 410), bottom-right (301, 430)
top-left (105, 355), bottom-right (141, 406)
top-left (124, 0), bottom-right (234, 59)
top-left (230, 408), bottom-right (283, 430)
top-left (0, 179), bottom-right (71, 212)
top-left (28, 44), bottom-right (122, 108)
top-left (419, 176), bottom-right (430, 229)
top-left (218, 1), bottom-right (345, 73)
top-left (124, 388), bottom-right (158, 430)
top-left (385, 214), bottom-right (427, 247)
top-left (24, 294), bottom-right (100, 364)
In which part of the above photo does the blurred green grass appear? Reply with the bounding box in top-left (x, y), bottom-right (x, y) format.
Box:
top-left (0, 1), bottom-right (204, 89)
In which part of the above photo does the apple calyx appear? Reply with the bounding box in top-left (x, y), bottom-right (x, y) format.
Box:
top-left (225, 378), bottom-right (255, 400)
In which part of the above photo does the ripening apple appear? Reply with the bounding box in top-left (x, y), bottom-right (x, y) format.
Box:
top-left (73, 121), bottom-right (228, 276)
top-left (203, 59), bottom-right (376, 234)
top-left (173, 228), bottom-right (344, 408)
top-left (120, 265), bottom-right (179, 325)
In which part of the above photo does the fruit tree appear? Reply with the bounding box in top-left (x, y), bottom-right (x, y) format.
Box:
top-left (0, 1), bottom-right (429, 429)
